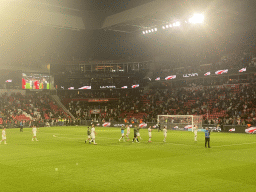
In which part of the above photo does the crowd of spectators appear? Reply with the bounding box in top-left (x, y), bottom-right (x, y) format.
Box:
top-left (63, 75), bottom-right (256, 126)
top-left (61, 89), bottom-right (138, 99)
top-left (65, 89), bottom-right (143, 122)
top-left (0, 93), bottom-right (68, 127)
top-left (141, 83), bottom-right (256, 125)
top-left (155, 51), bottom-right (254, 76)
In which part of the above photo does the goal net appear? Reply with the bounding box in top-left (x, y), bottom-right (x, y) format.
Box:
top-left (157, 115), bottom-right (202, 131)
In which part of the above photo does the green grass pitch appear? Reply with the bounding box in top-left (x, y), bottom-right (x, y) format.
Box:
top-left (1, 127), bottom-right (256, 192)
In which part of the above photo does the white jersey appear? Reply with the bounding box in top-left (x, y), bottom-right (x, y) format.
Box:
top-left (91, 127), bottom-right (95, 138)
top-left (194, 129), bottom-right (198, 135)
top-left (32, 127), bottom-right (37, 133)
top-left (2, 130), bottom-right (6, 139)
top-left (126, 127), bottom-right (130, 133)
top-left (32, 127), bottom-right (37, 136)
top-left (163, 128), bottom-right (167, 136)
top-left (148, 127), bottom-right (152, 137)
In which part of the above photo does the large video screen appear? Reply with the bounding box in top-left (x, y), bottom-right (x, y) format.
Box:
top-left (22, 73), bottom-right (53, 90)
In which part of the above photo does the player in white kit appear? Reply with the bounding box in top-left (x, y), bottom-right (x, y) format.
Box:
top-left (148, 126), bottom-right (152, 142)
top-left (32, 125), bottom-right (38, 141)
top-left (125, 125), bottom-right (130, 141)
top-left (0, 128), bottom-right (7, 144)
top-left (194, 125), bottom-right (198, 142)
top-left (89, 124), bottom-right (97, 145)
top-left (163, 126), bottom-right (167, 142)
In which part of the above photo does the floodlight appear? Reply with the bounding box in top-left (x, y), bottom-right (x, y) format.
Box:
top-left (155, 28), bottom-right (157, 31)
top-left (166, 25), bottom-right (169, 28)
top-left (143, 31), bottom-right (145, 34)
top-left (189, 14), bottom-right (204, 24)
top-left (149, 30), bottom-right (151, 33)
top-left (146, 30), bottom-right (148, 33)
top-left (162, 26), bottom-right (165, 29)
top-left (173, 22), bottom-right (180, 27)
top-left (169, 24), bottom-right (172, 27)
top-left (152, 29), bottom-right (154, 32)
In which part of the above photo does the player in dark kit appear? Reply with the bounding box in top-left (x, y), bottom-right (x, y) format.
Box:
top-left (158, 122), bottom-right (161, 132)
top-left (132, 125), bottom-right (139, 143)
top-left (119, 125), bottom-right (126, 142)
top-left (85, 127), bottom-right (91, 143)
top-left (20, 121), bottom-right (24, 132)
top-left (205, 127), bottom-right (210, 148)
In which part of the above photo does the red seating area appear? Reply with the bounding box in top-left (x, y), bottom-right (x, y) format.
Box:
top-left (0, 93), bottom-right (69, 126)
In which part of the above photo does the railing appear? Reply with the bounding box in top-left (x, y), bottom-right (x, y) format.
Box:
top-left (51, 95), bottom-right (75, 119)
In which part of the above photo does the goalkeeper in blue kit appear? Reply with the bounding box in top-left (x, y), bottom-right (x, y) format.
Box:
top-left (205, 127), bottom-right (210, 148)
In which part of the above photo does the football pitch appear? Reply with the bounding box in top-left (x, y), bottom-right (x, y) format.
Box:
top-left (1, 127), bottom-right (256, 192)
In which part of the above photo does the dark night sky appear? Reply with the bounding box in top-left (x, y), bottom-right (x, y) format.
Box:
top-left (0, 0), bottom-right (256, 66)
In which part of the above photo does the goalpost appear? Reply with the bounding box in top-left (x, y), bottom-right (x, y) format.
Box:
top-left (157, 115), bottom-right (202, 131)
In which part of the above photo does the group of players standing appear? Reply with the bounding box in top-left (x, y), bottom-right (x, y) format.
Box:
top-left (83, 124), bottom-right (210, 147)
top-left (119, 125), bottom-right (167, 143)
top-left (1, 123), bottom-right (39, 145)
top-left (85, 124), bottom-right (168, 144)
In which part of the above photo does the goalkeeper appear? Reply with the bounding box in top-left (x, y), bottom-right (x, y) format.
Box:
top-left (205, 127), bottom-right (210, 148)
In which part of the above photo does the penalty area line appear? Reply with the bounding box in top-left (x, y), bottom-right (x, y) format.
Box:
top-left (212, 142), bottom-right (256, 148)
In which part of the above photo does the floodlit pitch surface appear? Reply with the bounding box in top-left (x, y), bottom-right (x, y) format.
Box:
top-left (1, 127), bottom-right (256, 192)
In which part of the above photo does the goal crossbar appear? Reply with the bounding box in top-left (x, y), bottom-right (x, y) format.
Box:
top-left (157, 115), bottom-right (202, 131)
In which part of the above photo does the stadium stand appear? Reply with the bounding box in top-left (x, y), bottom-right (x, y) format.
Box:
top-left (60, 74), bottom-right (256, 126)
top-left (0, 93), bottom-right (69, 127)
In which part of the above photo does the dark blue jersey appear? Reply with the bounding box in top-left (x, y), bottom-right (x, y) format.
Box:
top-left (205, 130), bottom-right (210, 138)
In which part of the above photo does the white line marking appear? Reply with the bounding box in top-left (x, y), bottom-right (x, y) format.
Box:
top-left (213, 142), bottom-right (256, 148)
top-left (49, 135), bottom-right (256, 148)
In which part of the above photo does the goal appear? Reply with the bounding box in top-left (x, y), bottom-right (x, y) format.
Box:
top-left (157, 115), bottom-right (202, 131)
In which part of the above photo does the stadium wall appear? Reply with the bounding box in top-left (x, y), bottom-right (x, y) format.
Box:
top-left (223, 125), bottom-right (247, 133)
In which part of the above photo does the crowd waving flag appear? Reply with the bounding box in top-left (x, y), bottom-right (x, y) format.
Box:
top-left (215, 69), bottom-right (228, 75)
top-left (239, 68), bottom-right (246, 72)
top-left (78, 86), bottom-right (91, 89)
top-left (103, 122), bottom-right (111, 127)
top-left (68, 87), bottom-right (74, 90)
top-left (131, 84), bottom-right (139, 88)
top-left (204, 72), bottom-right (210, 76)
top-left (121, 86), bottom-right (128, 89)
top-left (5, 79), bottom-right (12, 82)
top-left (139, 123), bottom-right (147, 128)
top-left (155, 77), bottom-right (160, 81)
top-left (165, 75), bottom-right (176, 80)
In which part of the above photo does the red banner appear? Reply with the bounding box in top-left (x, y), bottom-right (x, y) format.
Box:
top-left (88, 99), bottom-right (109, 102)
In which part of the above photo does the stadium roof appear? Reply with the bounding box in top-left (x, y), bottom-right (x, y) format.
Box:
top-left (0, 0), bottom-right (256, 66)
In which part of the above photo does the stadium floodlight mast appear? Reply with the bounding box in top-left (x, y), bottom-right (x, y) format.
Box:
top-left (189, 14), bottom-right (204, 24)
